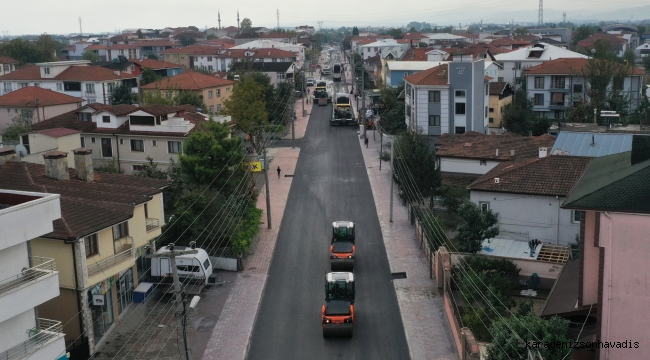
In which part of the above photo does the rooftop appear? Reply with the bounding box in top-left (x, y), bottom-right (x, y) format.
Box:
top-left (140, 71), bottom-right (234, 90)
top-left (229, 61), bottom-right (294, 72)
top-left (550, 132), bottom-right (634, 157)
top-left (0, 86), bottom-right (83, 107)
top-left (494, 43), bottom-right (588, 62)
top-left (0, 56), bottom-right (19, 64)
top-left (133, 58), bottom-right (183, 70)
top-left (403, 63), bottom-right (449, 86)
top-left (524, 58), bottom-right (645, 76)
top-left (387, 61), bottom-right (446, 72)
top-left (0, 64), bottom-right (138, 82)
top-left (435, 132), bottom-right (557, 161)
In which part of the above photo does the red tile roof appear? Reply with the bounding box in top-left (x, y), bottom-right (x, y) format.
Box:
top-left (93, 104), bottom-right (138, 116)
top-left (577, 32), bottom-right (627, 48)
top-left (133, 58), bottom-right (182, 70)
top-left (0, 86), bottom-right (83, 107)
top-left (403, 64), bottom-right (449, 86)
top-left (0, 56), bottom-right (18, 64)
top-left (489, 82), bottom-right (510, 96)
top-left (213, 48), bottom-right (296, 59)
top-left (434, 132), bottom-right (557, 161)
top-left (140, 71), bottom-right (233, 90)
top-left (401, 48), bottom-right (429, 61)
top-left (33, 127), bottom-right (81, 138)
top-left (0, 64), bottom-right (138, 81)
top-left (467, 155), bottom-right (593, 196)
top-left (524, 58), bottom-right (645, 75)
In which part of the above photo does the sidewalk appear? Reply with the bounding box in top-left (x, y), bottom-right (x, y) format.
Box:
top-left (281, 98), bottom-right (312, 141)
top-left (359, 134), bottom-right (458, 360)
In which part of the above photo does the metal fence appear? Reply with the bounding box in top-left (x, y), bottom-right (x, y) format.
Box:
top-left (0, 257), bottom-right (56, 296)
top-left (0, 318), bottom-right (63, 360)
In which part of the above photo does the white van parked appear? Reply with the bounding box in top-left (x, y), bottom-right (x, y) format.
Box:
top-left (150, 245), bottom-right (214, 290)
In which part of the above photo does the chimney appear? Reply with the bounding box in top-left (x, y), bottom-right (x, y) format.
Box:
top-left (495, 148), bottom-right (499, 157)
top-left (510, 149), bottom-right (515, 157)
top-left (539, 147), bottom-right (548, 158)
top-left (43, 151), bottom-right (70, 180)
top-left (0, 147), bottom-right (18, 166)
top-left (73, 148), bottom-right (94, 182)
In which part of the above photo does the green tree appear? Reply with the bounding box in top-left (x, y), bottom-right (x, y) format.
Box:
top-left (588, 39), bottom-right (617, 61)
top-left (486, 312), bottom-right (572, 360)
top-left (644, 56), bottom-right (650, 72)
top-left (455, 201), bottom-right (499, 253)
top-left (393, 132), bottom-right (441, 203)
top-left (136, 29), bottom-right (143, 39)
top-left (141, 67), bottom-right (161, 85)
top-left (573, 25), bottom-right (595, 45)
top-left (241, 18), bottom-right (253, 34)
top-left (147, 53), bottom-right (159, 60)
top-left (502, 88), bottom-right (549, 135)
top-left (1, 116), bottom-right (32, 140)
top-left (637, 25), bottom-right (647, 40)
top-left (379, 102), bottom-right (406, 135)
top-left (513, 27), bottom-right (528, 36)
top-left (179, 120), bottom-right (246, 194)
top-left (388, 28), bottom-right (403, 38)
top-left (178, 33), bottom-right (196, 46)
top-left (623, 49), bottom-right (636, 64)
top-left (223, 77), bottom-right (269, 153)
top-left (352, 26), bottom-right (359, 36)
top-left (81, 49), bottom-right (99, 63)
top-left (34, 34), bottom-right (62, 58)
top-left (111, 82), bottom-right (136, 105)
top-left (578, 58), bottom-right (634, 113)
top-left (175, 90), bottom-right (207, 109)
top-left (135, 156), bottom-right (167, 179)
top-left (441, 185), bottom-right (467, 215)
top-left (0, 38), bottom-right (53, 64)
top-left (409, 27), bottom-right (417, 33)
top-left (418, 42), bottom-right (428, 47)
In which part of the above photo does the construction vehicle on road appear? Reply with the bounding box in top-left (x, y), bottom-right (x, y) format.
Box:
top-left (330, 94), bottom-right (355, 126)
top-left (314, 81), bottom-right (331, 106)
top-left (330, 221), bottom-right (355, 270)
top-left (322, 272), bottom-right (355, 337)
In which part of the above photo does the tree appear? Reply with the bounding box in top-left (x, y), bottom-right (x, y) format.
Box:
top-left (418, 42), bottom-right (428, 48)
top-left (136, 29), bottom-right (144, 39)
top-left (178, 33), bottom-right (196, 46)
top-left (455, 201), bottom-right (499, 253)
top-left (241, 18), bottom-right (253, 34)
top-left (175, 90), bottom-right (207, 109)
top-left (147, 53), bottom-right (159, 60)
top-left (388, 28), bottom-right (402, 38)
top-left (352, 26), bottom-right (359, 36)
top-left (81, 49), bottom-right (99, 63)
top-left (179, 120), bottom-right (246, 194)
top-left (623, 49), bottom-right (636, 64)
top-left (409, 27), bottom-right (417, 33)
top-left (644, 56), bottom-right (650, 73)
top-left (111, 82), bottom-right (136, 105)
top-left (578, 58), bottom-right (634, 113)
top-left (513, 27), bottom-right (528, 36)
top-left (1, 116), bottom-right (32, 140)
top-left (637, 25), bottom-right (647, 40)
top-left (135, 157), bottom-right (167, 179)
top-left (379, 102), bottom-right (406, 135)
top-left (502, 88), bottom-right (549, 135)
top-left (573, 25), bottom-right (595, 45)
top-left (222, 77), bottom-right (268, 153)
top-left (0, 38), bottom-right (54, 65)
top-left (141, 67), bottom-right (161, 86)
top-left (486, 312), bottom-right (572, 360)
top-left (34, 34), bottom-right (62, 58)
top-left (393, 132), bottom-right (441, 203)
top-left (588, 39), bottom-right (617, 61)
top-left (342, 36), bottom-right (352, 51)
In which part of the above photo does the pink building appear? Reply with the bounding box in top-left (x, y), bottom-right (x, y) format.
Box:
top-left (559, 135), bottom-right (650, 360)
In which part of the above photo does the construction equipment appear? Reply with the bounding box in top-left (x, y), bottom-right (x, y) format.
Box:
top-left (314, 81), bottom-right (330, 106)
top-left (322, 272), bottom-right (355, 337)
top-left (331, 94), bottom-right (355, 126)
top-left (330, 221), bottom-right (355, 270)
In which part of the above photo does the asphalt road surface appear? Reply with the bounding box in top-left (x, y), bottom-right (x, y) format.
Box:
top-left (248, 81), bottom-right (410, 359)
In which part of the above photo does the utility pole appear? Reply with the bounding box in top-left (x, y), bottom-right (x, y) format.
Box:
top-left (301, 68), bottom-right (305, 117)
top-left (263, 128), bottom-right (272, 228)
top-left (361, 68), bottom-right (366, 139)
top-left (389, 138), bottom-right (394, 222)
top-left (291, 76), bottom-right (296, 149)
top-left (79, 17), bottom-right (83, 36)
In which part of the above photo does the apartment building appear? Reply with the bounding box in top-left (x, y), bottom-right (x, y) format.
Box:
top-left (0, 184), bottom-right (67, 360)
top-left (0, 86), bottom-right (83, 131)
top-left (404, 59), bottom-right (489, 138)
top-left (0, 61), bottom-right (139, 105)
top-left (487, 82), bottom-right (513, 131)
top-left (0, 149), bottom-right (170, 357)
top-left (0, 56), bottom-right (19, 76)
top-left (193, 48), bottom-right (297, 73)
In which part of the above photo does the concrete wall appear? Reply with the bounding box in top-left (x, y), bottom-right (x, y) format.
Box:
top-left (439, 157), bottom-right (500, 175)
top-left (38, 288), bottom-right (82, 344)
top-left (581, 211), bottom-right (599, 306)
top-left (113, 134), bottom-right (184, 174)
top-left (22, 133), bottom-right (82, 168)
top-left (488, 93), bottom-right (512, 130)
top-left (0, 242), bottom-right (30, 286)
top-left (0, 309), bottom-right (36, 353)
top-left (31, 238), bottom-right (76, 289)
top-left (596, 212), bottom-right (650, 360)
top-left (469, 191), bottom-right (580, 246)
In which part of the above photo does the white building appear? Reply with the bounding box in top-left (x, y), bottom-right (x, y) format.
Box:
top-left (0, 185), bottom-right (67, 360)
top-left (193, 48), bottom-right (297, 73)
top-left (359, 39), bottom-right (399, 60)
top-left (493, 43), bottom-right (588, 84)
top-left (231, 40), bottom-right (305, 68)
top-left (0, 61), bottom-right (139, 105)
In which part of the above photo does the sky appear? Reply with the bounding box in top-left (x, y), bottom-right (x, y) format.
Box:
top-left (2, 0), bottom-right (647, 35)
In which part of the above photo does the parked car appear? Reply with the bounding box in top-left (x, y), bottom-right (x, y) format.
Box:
top-left (306, 77), bottom-right (315, 86)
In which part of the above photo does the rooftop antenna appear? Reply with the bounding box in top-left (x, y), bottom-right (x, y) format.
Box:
top-left (237, 10), bottom-right (240, 29)
top-left (79, 17), bottom-right (83, 36)
top-left (562, 12), bottom-right (566, 25)
top-left (538, 0), bottom-right (543, 26)
top-left (218, 10), bottom-right (221, 29)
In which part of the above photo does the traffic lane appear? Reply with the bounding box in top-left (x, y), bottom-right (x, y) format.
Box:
top-left (248, 104), bottom-right (408, 359)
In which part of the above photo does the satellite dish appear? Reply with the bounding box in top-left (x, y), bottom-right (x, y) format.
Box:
top-left (15, 145), bottom-right (28, 158)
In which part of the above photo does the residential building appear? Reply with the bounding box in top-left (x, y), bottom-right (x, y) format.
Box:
top-left (194, 48), bottom-right (297, 73)
top-left (140, 71), bottom-right (234, 115)
top-left (0, 86), bottom-right (83, 131)
top-left (161, 45), bottom-right (213, 68)
top-left (0, 185), bottom-right (67, 360)
top-left (136, 40), bottom-right (180, 59)
top-left (489, 38), bottom-right (533, 50)
top-left (231, 40), bottom-right (305, 68)
top-left (467, 153), bottom-right (593, 246)
top-left (0, 56), bottom-right (19, 76)
top-left (294, 25), bottom-right (315, 35)
top-left (19, 128), bottom-right (82, 168)
top-left (132, 59), bottom-right (183, 78)
top-left (487, 82), bottom-right (513, 131)
top-left (206, 26), bottom-right (240, 38)
top-left (233, 32), bottom-right (298, 46)
top-left (426, 33), bottom-right (472, 47)
top-left (0, 151), bottom-right (170, 357)
top-left (378, 44), bottom-right (411, 82)
top-left (528, 28), bottom-right (573, 44)
top-left (524, 58), bottom-right (645, 121)
top-left (385, 61), bottom-right (446, 87)
top-left (360, 39), bottom-right (399, 60)
top-left (0, 60), bottom-right (139, 105)
top-left (560, 135), bottom-right (650, 360)
top-left (403, 60), bottom-right (489, 138)
top-left (577, 32), bottom-right (628, 59)
top-left (434, 131), bottom-right (556, 176)
top-left (635, 42), bottom-right (650, 61)
top-left (230, 62), bottom-right (295, 87)
top-left (30, 103), bottom-right (210, 174)
top-left (493, 43), bottom-right (588, 84)
top-left (550, 132), bottom-right (634, 157)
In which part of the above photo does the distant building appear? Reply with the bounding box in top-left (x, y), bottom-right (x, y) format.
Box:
top-left (494, 43), bottom-right (588, 84)
top-left (487, 82), bottom-right (513, 131)
top-left (0, 86), bottom-right (83, 131)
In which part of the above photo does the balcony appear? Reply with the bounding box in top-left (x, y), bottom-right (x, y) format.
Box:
top-left (548, 101), bottom-right (570, 110)
top-left (0, 257), bottom-right (60, 324)
top-left (0, 318), bottom-right (66, 360)
top-left (550, 79), bottom-right (570, 91)
top-left (146, 218), bottom-right (160, 232)
top-left (87, 237), bottom-right (133, 277)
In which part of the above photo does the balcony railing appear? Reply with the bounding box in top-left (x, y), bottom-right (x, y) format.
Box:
top-left (0, 318), bottom-right (63, 360)
top-left (87, 237), bottom-right (133, 277)
top-left (0, 257), bottom-right (56, 297)
top-left (146, 218), bottom-right (160, 232)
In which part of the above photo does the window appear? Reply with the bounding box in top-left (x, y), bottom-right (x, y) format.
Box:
top-left (132, 165), bottom-right (143, 172)
top-left (497, 77), bottom-right (504, 82)
top-left (44, 67), bottom-right (50, 75)
top-left (130, 139), bottom-right (144, 152)
top-left (428, 91), bottom-right (440, 103)
top-left (2, 65), bottom-right (8, 72)
top-left (207, 56), bottom-right (212, 61)
top-left (455, 90), bottom-right (466, 97)
top-left (534, 94), bottom-right (544, 106)
top-left (455, 126), bottom-right (466, 134)
top-left (428, 115), bottom-right (440, 126)
top-left (85, 83), bottom-right (95, 94)
top-left (21, 109), bottom-right (33, 119)
top-left (208, 65), bottom-right (213, 72)
top-left (571, 210), bottom-right (581, 223)
top-left (19, 82), bottom-right (28, 88)
top-left (479, 202), bottom-right (490, 212)
top-left (63, 82), bottom-right (81, 91)
top-left (209, 106), bottom-right (214, 113)
top-left (217, 89), bottom-right (221, 97)
top-left (168, 141), bottom-right (182, 154)
top-left (3, 83), bottom-right (12, 93)
top-left (489, 107), bottom-right (494, 113)
top-left (534, 77), bottom-right (544, 89)
top-left (112, 222), bottom-right (129, 240)
top-left (485, 84), bottom-right (489, 96)
top-left (91, 137), bottom-right (96, 144)
top-left (21, 135), bottom-right (30, 154)
top-left (455, 102), bottom-right (466, 115)
top-left (85, 234), bottom-right (99, 257)
top-left (208, 90), bottom-right (213, 98)
top-left (119, 138), bottom-right (124, 145)
top-left (130, 116), bottom-right (155, 126)
top-left (152, 140), bottom-right (157, 147)
top-left (203, 259), bottom-right (210, 270)
top-left (56, 83), bottom-right (63, 91)
top-left (480, 160), bottom-right (487, 165)
top-left (277, 72), bottom-right (285, 80)
top-left (103, 115), bottom-right (110, 123)
top-left (81, 137), bottom-right (86, 148)
top-left (226, 87), bottom-right (230, 93)
top-left (87, 99), bottom-right (96, 104)
top-left (485, 106), bottom-right (488, 117)
top-left (552, 76), bottom-right (565, 89)
top-left (612, 76), bottom-right (624, 91)
top-left (489, 117), bottom-right (494, 123)
top-left (217, 104), bottom-right (221, 113)
top-left (101, 138), bottom-right (112, 157)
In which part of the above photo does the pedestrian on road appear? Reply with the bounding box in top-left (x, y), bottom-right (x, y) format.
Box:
top-left (277, 166), bottom-right (281, 179)
top-left (364, 137), bottom-right (369, 148)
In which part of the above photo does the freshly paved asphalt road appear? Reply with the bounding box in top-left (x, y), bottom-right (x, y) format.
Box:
top-left (248, 82), bottom-right (410, 359)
